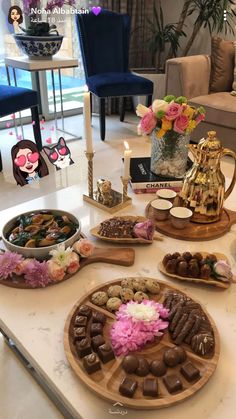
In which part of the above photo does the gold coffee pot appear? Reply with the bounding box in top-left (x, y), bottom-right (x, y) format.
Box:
top-left (179, 131), bottom-right (236, 223)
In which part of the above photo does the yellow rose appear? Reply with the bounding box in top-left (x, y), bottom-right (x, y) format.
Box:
top-left (183, 106), bottom-right (195, 119)
top-left (186, 120), bottom-right (197, 133)
top-left (161, 117), bottom-right (172, 131)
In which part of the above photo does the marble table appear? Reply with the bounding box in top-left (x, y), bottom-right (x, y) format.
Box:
top-left (0, 184), bottom-right (236, 419)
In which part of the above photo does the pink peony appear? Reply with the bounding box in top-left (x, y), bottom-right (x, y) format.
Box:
top-left (133, 220), bottom-right (155, 241)
top-left (47, 260), bottom-right (65, 281)
top-left (0, 251), bottom-right (23, 280)
top-left (66, 252), bottom-right (80, 274)
top-left (195, 113), bottom-right (205, 125)
top-left (73, 239), bottom-right (94, 258)
top-left (173, 115), bottom-right (189, 134)
top-left (24, 260), bottom-right (52, 288)
top-left (165, 103), bottom-right (182, 121)
top-left (14, 258), bottom-right (34, 276)
top-left (140, 111), bottom-right (157, 135)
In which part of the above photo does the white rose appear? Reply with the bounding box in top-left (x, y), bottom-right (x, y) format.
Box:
top-left (152, 99), bottom-right (169, 114)
top-left (136, 104), bottom-right (150, 117)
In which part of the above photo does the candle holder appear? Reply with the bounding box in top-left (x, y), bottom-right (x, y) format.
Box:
top-left (83, 152), bottom-right (132, 213)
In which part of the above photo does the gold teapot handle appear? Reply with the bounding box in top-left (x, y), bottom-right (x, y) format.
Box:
top-left (222, 148), bottom-right (236, 200)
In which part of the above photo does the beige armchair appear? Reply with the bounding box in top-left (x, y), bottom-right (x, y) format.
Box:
top-left (165, 55), bottom-right (236, 150)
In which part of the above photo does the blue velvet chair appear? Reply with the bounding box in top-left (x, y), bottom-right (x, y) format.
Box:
top-left (0, 84), bottom-right (42, 172)
top-left (76, 10), bottom-right (153, 141)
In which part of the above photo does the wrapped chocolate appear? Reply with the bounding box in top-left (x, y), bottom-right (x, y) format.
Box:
top-left (133, 220), bottom-right (155, 241)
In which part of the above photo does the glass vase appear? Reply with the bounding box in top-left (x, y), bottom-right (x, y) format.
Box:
top-left (150, 129), bottom-right (190, 179)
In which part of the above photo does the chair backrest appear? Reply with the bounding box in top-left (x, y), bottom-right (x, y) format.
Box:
top-left (76, 10), bottom-right (131, 80)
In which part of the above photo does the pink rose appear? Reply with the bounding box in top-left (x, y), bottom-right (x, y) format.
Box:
top-left (173, 115), bottom-right (189, 134)
top-left (47, 260), bottom-right (65, 281)
top-left (195, 113), bottom-right (205, 125)
top-left (66, 252), bottom-right (80, 274)
top-left (140, 110), bottom-right (157, 134)
top-left (73, 239), bottom-right (94, 258)
top-left (14, 258), bottom-right (34, 275)
top-left (165, 103), bottom-right (182, 121)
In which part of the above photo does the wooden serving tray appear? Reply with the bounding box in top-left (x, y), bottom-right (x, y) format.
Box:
top-left (0, 247), bottom-right (135, 289)
top-left (145, 203), bottom-right (236, 241)
top-left (90, 216), bottom-right (153, 244)
top-left (159, 252), bottom-right (235, 289)
top-left (64, 278), bottom-right (220, 410)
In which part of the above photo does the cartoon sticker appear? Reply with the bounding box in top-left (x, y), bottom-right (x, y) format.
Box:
top-left (8, 5), bottom-right (23, 32)
top-left (43, 137), bottom-right (74, 171)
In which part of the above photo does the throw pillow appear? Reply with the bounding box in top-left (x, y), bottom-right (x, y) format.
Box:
top-left (210, 36), bottom-right (235, 92)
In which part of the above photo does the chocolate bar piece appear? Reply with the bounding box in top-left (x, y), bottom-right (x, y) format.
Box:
top-left (119, 376), bottom-right (137, 398)
top-left (143, 378), bottom-right (158, 397)
top-left (73, 327), bottom-right (86, 341)
top-left (92, 311), bottom-right (106, 325)
top-left (97, 343), bottom-right (115, 364)
top-left (75, 338), bottom-right (92, 358)
top-left (90, 323), bottom-right (103, 337)
top-left (91, 335), bottom-right (105, 352)
top-left (77, 305), bottom-right (92, 319)
top-left (172, 313), bottom-right (188, 338)
top-left (74, 315), bottom-right (87, 327)
top-left (83, 353), bottom-right (101, 374)
top-left (163, 374), bottom-right (183, 393)
top-left (180, 362), bottom-right (200, 382)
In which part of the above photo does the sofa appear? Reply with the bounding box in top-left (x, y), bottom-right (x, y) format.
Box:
top-left (165, 55), bottom-right (236, 150)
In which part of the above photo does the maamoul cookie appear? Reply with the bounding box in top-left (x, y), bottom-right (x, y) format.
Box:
top-left (145, 279), bottom-right (160, 294)
top-left (120, 288), bottom-right (134, 303)
top-left (134, 291), bottom-right (149, 302)
top-left (91, 291), bottom-right (108, 306)
top-left (106, 297), bottom-right (122, 312)
top-left (107, 285), bottom-right (122, 298)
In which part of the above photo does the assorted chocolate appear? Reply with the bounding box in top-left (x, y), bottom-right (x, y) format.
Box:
top-left (98, 217), bottom-right (136, 238)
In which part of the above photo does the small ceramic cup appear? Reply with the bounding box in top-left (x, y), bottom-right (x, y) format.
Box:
top-left (151, 199), bottom-right (173, 221)
top-left (170, 207), bottom-right (193, 229)
top-left (156, 189), bottom-right (177, 203)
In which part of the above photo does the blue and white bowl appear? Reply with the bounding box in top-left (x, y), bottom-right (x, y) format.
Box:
top-left (14, 34), bottom-right (63, 59)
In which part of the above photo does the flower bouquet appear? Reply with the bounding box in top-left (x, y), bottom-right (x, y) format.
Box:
top-left (136, 96), bottom-right (206, 178)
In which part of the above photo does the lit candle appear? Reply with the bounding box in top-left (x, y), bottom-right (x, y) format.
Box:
top-left (83, 85), bottom-right (93, 153)
top-left (123, 141), bottom-right (132, 179)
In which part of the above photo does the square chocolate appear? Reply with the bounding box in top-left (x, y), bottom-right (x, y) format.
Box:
top-left (180, 362), bottom-right (200, 382)
top-left (74, 315), bottom-right (87, 327)
top-left (77, 305), bottom-right (92, 319)
top-left (143, 378), bottom-right (158, 397)
top-left (83, 353), bottom-right (101, 374)
top-left (163, 374), bottom-right (183, 394)
top-left (91, 335), bottom-right (105, 352)
top-left (92, 311), bottom-right (106, 325)
top-left (90, 323), bottom-right (103, 337)
top-left (97, 343), bottom-right (115, 364)
top-left (119, 376), bottom-right (137, 398)
top-left (73, 327), bottom-right (86, 342)
top-left (75, 338), bottom-right (92, 358)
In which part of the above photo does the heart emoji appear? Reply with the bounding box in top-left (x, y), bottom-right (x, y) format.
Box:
top-left (32, 121), bottom-right (35, 126)
top-left (16, 135), bottom-right (23, 141)
top-left (40, 126), bottom-right (45, 130)
top-left (46, 137), bottom-right (52, 144)
top-left (10, 114), bottom-right (16, 119)
top-left (91, 6), bottom-right (101, 16)
top-left (28, 152), bottom-right (39, 163)
top-left (6, 122), bottom-right (11, 128)
top-left (50, 126), bottom-right (55, 131)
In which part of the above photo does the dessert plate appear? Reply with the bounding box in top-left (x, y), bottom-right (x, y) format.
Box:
top-left (64, 278), bottom-right (220, 409)
top-left (158, 252), bottom-right (236, 289)
top-left (90, 216), bottom-right (154, 244)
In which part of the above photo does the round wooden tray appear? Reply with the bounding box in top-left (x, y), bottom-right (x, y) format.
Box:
top-left (145, 202), bottom-right (236, 241)
top-left (64, 278), bottom-right (220, 410)
top-left (90, 215), bottom-right (153, 244)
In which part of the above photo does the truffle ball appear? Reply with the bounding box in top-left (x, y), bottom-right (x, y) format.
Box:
top-left (122, 355), bottom-right (139, 374)
top-left (150, 360), bottom-right (167, 376)
top-left (173, 346), bottom-right (187, 363)
top-left (136, 358), bottom-right (149, 376)
top-left (163, 348), bottom-right (180, 367)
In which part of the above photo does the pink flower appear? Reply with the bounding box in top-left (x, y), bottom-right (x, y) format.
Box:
top-left (47, 260), bottom-right (65, 282)
top-left (14, 258), bottom-right (34, 276)
top-left (0, 251), bottom-right (23, 280)
top-left (24, 260), bottom-right (52, 288)
top-left (133, 220), bottom-right (155, 241)
top-left (165, 103), bottom-right (182, 121)
top-left (214, 260), bottom-right (233, 282)
top-left (73, 239), bottom-right (94, 258)
top-left (173, 115), bottom-right (189, 134)
top-left (140, 111), bottom-right (157, 135)
top-left (66, 252), bottom-right (80, 274)
top-left (195, 113), bottom-right (205, 125)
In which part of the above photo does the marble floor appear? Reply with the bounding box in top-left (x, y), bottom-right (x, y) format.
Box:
top-left (0, 112), bottom-right (235, 419)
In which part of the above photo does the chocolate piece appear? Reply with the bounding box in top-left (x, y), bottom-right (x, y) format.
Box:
top-left (90, 323), bottom-right (103, 337)
top-left (180, 362), bottom-right (200, 382)
top-left (83, 353), bottom-right (101, 374)
top-left (163, 374), bottom-right (183, 393)
top-left (92, 311), bottom-right (106, 325)
top-left (193, 252), bottom-right (203, 262)
top-left (119, 376), bottom-right (137, 398)
top-left (188, 262), bottom-right (200, 278)
top-left (166, 259), bottom-right (177, 274)
top-left (73, 327), bottom-right (86, 342)
top-left (150, 360), bottom-right (167, 377)
top-left (75, 338), bottom-right (92, 358)
top-left (175, 315), bottom-right (197, 345)
top-left (163, 294), bottom-right (173, 310)
top-left (74, 315), bottom-right (87, 327)
top-left (97, 343), bottom-right (115, 364)
top-left (163, 348), bottom-right (180, 367)
top-left (169, 301), bottom-right (184, 321)
top-left (162, 254), bottom-right (172, 267)
top-left (191, 332), bottom-right (215, 356)
top-left (143, 378), bottom-right (158, 397)
top-left (136, 358), bottom-right (149, 376)
top-left (99, 217), bottom-right (136, 239)
top-left (169, 307), bottom-right (184, 332)
top-left (200, 264), bottom-right (211, 279)
top-left (172, 252), bottom-right (181, 259)
top-left (182, 252), bottom-right (193, 262)
top-left (122, 355), bottom-right (139, 374)
top-left (91, 335), bottom-right (105, 352)
top-left (173, 313), bottom-right (191, 341)
top-left (77, 305), bottom-right (91, 319)
top-left (173, 346), bottom-right (187, 363)
top-left (184, 315), bottom-right (202, 344)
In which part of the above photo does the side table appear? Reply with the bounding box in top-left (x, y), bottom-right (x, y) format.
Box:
top-left (5, 55), bottom-right (82, 141)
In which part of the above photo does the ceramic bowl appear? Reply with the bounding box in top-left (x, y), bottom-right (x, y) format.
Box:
top-left (14, 34), bottom-right (63, 59)
top-left (170, 207), bottom-right (193, 229)
top-left (156, 189), bottom-right (177, 203)
top-left (2, 209), bottom-right (81, 260)
top-left (151, 199), bottom-right (173, 221)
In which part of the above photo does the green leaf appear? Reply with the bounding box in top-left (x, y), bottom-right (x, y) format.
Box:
top-left (164, 95), bottom-right (176, 103)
